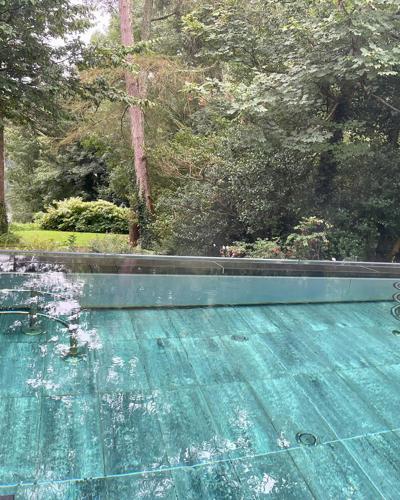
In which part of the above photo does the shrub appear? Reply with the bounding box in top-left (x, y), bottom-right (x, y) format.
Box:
top-left (221, 239), bottom-right (285, 259)
top-left (220, 241), bottom-right (249, 258)
top-left (153, 136), bottom-right (313, 256)
top-left (250, 239), bottom-right (286, 259)
top-left (326, 210), bottom-right (378, 261)
top-left (88, 235), bottom-right (135, 254)
top-left (223, 217), bottom-right (331, 260)
top-left (285, 217), bottom-right (331, 260)
top-left (36, 198), bottom-right (132, 234)
top-left (88, 236), bottom-right (154, 254)
top-left (328, 231), bottom-right (369, 261)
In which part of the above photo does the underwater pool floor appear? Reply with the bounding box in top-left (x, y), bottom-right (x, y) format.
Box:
top-left (1, 301), bottom-right (400, 499)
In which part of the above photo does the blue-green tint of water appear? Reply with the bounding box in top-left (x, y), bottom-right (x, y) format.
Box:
top-left (1, 298), bottom-right (400, 499)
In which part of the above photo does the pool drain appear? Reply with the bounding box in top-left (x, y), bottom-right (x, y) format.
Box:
top-left (392, 330), bottom-right (400, 336)
top-left (296, 432), bottom-right (318, 447)
top-left (231, 335), bottom-right (249, 342)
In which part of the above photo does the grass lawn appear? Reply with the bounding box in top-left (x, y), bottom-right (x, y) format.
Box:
top-left (2, 223), bottom-right (149, 254)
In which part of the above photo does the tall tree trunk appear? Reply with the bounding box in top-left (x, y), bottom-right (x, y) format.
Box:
top-left (0, 119), bottom-right (8, 234)
top-left (119, 0), bottom-right (154, 245)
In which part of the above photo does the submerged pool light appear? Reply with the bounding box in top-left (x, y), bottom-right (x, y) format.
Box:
top-left (296, 432), bottom-right (318, 446)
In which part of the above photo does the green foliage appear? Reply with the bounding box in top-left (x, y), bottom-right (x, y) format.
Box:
top-left (0, 202), bottom-right (7, 234)
top-left (332, 147), bottom-right (400, 260)
top-left (5, 0), bottom-right (400, 260)
top-left (154, 127), bottom-right (313, 255)
top-left (222, 239), bottom-right (285, 259)
top-left (285, 217), bottom-right (331, 260)
top-left (37, 198), bottom-right (132, 234)
top-left (17, 236), bottom-right (60, 252)
top-left (329, 230), bottom-right (371, 262)
top-left (7, 223), bottom-right (131, 252)
top-left (220, 241), bottom-right (248, 258)
top-left (0, 231), bottom-right (20, 247)
top-left (88, 235), bottom-right (137, 254)
top-left (0, 0), bottom-right (90, 128)
top-left (65, 234), bottom-right (78, 252)
top-left (152, 0), bottom-right (400, 259)
top-left (6, 127), bottom-right (113, 222)
top-left (327, 210), bottom-right (380, 261)
top-left (250, 239), bottom-right (286, 259)
top-left (222, 218), bottom-right (331, 260)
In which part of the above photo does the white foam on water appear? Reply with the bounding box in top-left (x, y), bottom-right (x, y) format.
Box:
top-left (277, 431), bottom-right (291, 449)
top-left (252, 473), bottom-right (277, 495)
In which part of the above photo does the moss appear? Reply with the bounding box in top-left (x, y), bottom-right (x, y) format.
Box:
top-left (0, 202), bottom-right (8, 234)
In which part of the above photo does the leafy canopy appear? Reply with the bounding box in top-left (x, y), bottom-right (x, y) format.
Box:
top-left (0, 0), bottom-right (90, 128)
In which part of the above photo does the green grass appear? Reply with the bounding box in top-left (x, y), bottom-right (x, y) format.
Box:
top-left (1, 223), bottom-right (151, 254)
top-left (12, 223), bottom-right (119, 246)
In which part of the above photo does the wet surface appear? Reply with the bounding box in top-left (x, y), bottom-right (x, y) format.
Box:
top-left (1, 288), bottom-right (400, 498)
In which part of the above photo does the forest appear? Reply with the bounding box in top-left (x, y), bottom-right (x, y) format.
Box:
top-left (1, 0), bottom-right (400, 261)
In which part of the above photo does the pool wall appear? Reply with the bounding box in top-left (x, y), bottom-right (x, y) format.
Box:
top-left (0, 273), bottom-right (396, 308)
top-left (79, 274), bottom-right (397, 307)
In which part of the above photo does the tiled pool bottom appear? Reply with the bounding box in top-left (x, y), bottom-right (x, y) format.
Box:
top-left (1, 301), bottom-right (400, 499)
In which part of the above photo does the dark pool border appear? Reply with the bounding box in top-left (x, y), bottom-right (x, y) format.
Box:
top-left (1, 250), bottom-right (400, 278)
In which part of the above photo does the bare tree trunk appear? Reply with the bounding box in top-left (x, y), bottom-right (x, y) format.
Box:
top-left (119, 0), bottom-right (154, 245)
top-left (0, 119), bottom-right (8, 234)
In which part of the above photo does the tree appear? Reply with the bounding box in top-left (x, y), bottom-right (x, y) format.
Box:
top-left (0, 0), bottom-right (89, 232)
top-left (169, 0), bottom-right (400, 259)
top-left (118, 0), bottom-right (154, 244)
top-left (0, 117), bottom-right (5, 232)
top-left (8, 0), bottom-right (400, 260)
top-left (6, 127), bottom-right (111, 221)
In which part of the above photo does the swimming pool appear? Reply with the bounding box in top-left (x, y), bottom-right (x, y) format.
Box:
top-left (1, 253), bottom-right (400, 499)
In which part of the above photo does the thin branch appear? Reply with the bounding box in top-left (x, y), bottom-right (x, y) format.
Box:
top-left (325, 102), bottom-right (339, 121)
top-left (371, 93), bottom-right (400, 114)
top-left (151, 11), bottom-right (176, 22)
top-left (359, 80), bottom-right (400, 114)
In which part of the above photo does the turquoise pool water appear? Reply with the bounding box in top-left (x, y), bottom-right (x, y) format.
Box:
top-left (1, 298), bottom-right (400, 499)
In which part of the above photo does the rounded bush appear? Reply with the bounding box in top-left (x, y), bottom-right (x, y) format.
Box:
top-left (36, 198), bottom-right (132, 234)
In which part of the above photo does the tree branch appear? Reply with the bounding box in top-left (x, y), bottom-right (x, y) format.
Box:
top-left (371, 93), bottom-right (400, 114)
top-left (325, 103), bottom-right (339, 121)
top-left (120, 105), bottom-right (129, 140)
top-left (151, 11), bottom-right (176, 22)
